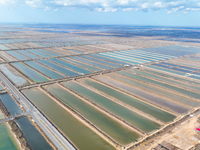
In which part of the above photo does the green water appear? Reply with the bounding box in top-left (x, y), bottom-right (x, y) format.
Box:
top-left (46, 84), bottom-right (140, 145)
top-left (63, 81), bottom-right (160, 133)
top-left (12, 62), bottom-right (48, 83)
top-left (118, 70), bottom-right (200, 100)
top-left (117, 71), bottom-right (200, 107)
top-left (144, 68), bottom-right (200, 88)
top-left (16, 117), bottom-right (53, 150)
top-left (0, 124), bottom-right (19, 150)
top-left (97, 74), bottom-right (188, 114)
top-left (146, 65), bottom-right (185, 76)
top-left (82, 78), bottom-right (176, 122)
top-left (64, 57), bottom-right (102, 72)
top-left (50, 58), bottom-right (91, 74)
top-left (130, 69), bottom-right (200, 91)
top-left (22, 88), bottom-right (115, 150)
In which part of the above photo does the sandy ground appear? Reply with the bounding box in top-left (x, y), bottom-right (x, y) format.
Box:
top-left (134, 113), bottom-right (200, 150)
top-left (6, 122), bottom-right (22, 150)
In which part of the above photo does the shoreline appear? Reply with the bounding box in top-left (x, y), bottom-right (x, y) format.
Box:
top-left (6, 122), bottom-right (22, 150)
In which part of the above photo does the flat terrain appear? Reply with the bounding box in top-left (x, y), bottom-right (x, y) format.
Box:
top-left (0, 24), bottom-right (200, 150)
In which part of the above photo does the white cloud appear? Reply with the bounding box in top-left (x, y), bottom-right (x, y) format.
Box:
top-left (1, 0), bottom-right (200, 14)
top-left (0, 0), bottom-right (16, 5)
top-left (123, 8), bottom-right (134, 11)
top-left (25, 0), bottom-right (41, 7)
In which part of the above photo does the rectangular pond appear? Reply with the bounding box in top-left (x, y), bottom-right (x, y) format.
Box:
top-left (120, 70), bottom-right (200, 100)
top-left (22, 88), bottom-right (115, 150)
top-left (37, 59), bottom-right (79, 77)
top-left (6, 51), bottom-right (29, 60)
top-left (146, 65), bottom-right (185, 76)
top-left (81, 78), bottom-right (176, 122)
top-left (0, 93), bottom-right (22, 115)
top-left (79, 55), bottom-right (122, 68)
top-left (99, 53), bottom-right (140, 65)
top-left (118, 71), bottom-right (200, 107)
top-left (130, 69), bottom-right (200, 92)
top-left (25, 61), bottom-right (64, 80)
top-left (12, 62), bottom-right (48, 83)
top-left (50, 58), bottom-right (91, 74)
top-left (37, 49), bottom-right (60, 56)
top-left (95, 74), bottom-right (188, 114)
top-left (71, 56), bottom-right (114, 70)
top-left (27, 49), bottom-right (52, 58)
top-left (0, 64), bottom-right (29, 87)
top-left (62, 81), bottom-right (161, 133)
top-left (15, 117), bottom-right (53, 150)
top-left (92, 54), bottom-right (130, 66)
top-left (62, 57), bottom-right (102, 72)
top-left (46, 84), bottom-right (140, 145)
top-left (17, 50), bottom-right (39, 59)
top-left (0, 123), bottom-right (20, 150)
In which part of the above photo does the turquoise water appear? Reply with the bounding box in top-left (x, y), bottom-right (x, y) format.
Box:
top-left (12, 62), bottom-right (48, 83)
top-left (0, 124), bottom-right (19, 150)
top-left (63, 57), bottom-right (102, 72)
top-left (63, 81), bottom-right (161, 133)
top-left (37, 49), bottom-right (60, 56)
top-left (7, 51), bottom-right (29, 60)
top-left (0, 44), bottom-right (9, 50)
top-left (82, 78), bottom-right (176, 122)
top-left (27, 49), bottom-right (51, 57)
top-left (71, 56), bottom-right (114, 70)
top-left (69, 50), bottom-right (84, 54)
top-left (46, 84), bottom-right (140, 145)
top-left (50, 58), bottom-right (91, 74)
top-left (16, 117), bottom-right (53, 150)
top-left (25, 61), bottom-right (64, 79)
top-left (37, 59), bottom-right (79, 77)
top-left (102, 53), bottom-right (143, 64)
top-left (17, 50), bottom-right (39, 59)
top-left (112, 51), bottom-right (151, 63)
top-left (80, 55), bottom-right (122, 68)
top-left (0, 93), bottom-right (22, 115)
top-left (93, 54), bottom-right (130, 66)
top-left (99, 53), bottom-right (139, 65)
top-left (22, 88), bottom-right (115, 150)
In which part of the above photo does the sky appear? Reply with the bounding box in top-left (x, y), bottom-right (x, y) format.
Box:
top-left (0, 0), bottom-right (200, 26)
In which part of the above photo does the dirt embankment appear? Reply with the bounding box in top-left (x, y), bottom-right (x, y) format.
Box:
top-left (0, 99), bottom-right (30, 150)
top-left (8, 120), bottom-right (30, 150)
top-left (0, 100), bottom-right (10, 117)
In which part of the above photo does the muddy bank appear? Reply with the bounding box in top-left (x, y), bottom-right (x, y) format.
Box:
top-left (0, 99), bottom-right (10, 117)
top-left (8, 120), bottom-right (30, 150)
top-left (0, 100), bottom-right (30, 149)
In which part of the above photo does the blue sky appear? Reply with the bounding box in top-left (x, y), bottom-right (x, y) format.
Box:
top-left (0, 0), bottom-right (200, 26)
